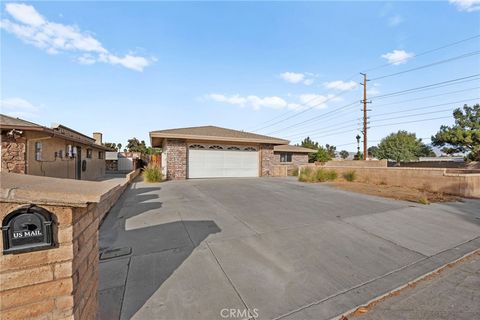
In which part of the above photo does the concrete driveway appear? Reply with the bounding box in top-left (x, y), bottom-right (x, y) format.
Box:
top-left (98, 178), bottom-right (480, 320)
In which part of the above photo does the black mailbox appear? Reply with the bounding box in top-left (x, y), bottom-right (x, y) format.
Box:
top-left (2, 205), bottom-right (54, 254)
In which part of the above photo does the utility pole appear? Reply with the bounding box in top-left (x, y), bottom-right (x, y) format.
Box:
top-left (360, 73), bottom-right (370, 160)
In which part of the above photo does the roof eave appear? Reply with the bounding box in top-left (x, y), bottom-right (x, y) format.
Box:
top-left (149, 133), bottom-right (289, 145)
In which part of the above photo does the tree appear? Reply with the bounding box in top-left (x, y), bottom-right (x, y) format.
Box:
top-left (432, 104), bottom-right (480, 161)
top-left (339, 150), bottom-right (350, 159)
top-left (117, 143), bottom-right (122, 152)
top-left (126, 138), bottom-right (148, 153)
top-left (353, 152), bottom-right (363, 160)
top-left (103, 142), bottom-right (118, 151)
top-left (299, 137), bottom-right (320, 162)
top-left (368, 146), bottom-right (378, 158)
top-left (325, 144), bottom-right (336, 158)
top-left (376, 131), bottom-right (431, 163)
top-left (299, 137), bottom-right (319, 149)
top-left (315, 146), bottom-right (332, 163)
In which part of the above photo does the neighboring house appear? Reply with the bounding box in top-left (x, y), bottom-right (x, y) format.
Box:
top-left (105, 151), bottom-right (145, 172)
top-left (0, 114), bottom-right (109, 180)
top-left (149, 125), bottom-right (315, 179)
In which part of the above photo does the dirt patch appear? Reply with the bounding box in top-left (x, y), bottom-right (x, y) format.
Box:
top-left (326, 181), bottom-right (459, 203)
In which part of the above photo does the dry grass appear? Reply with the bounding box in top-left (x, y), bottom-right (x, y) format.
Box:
top-left (327, 181), bottom-right (459, 203)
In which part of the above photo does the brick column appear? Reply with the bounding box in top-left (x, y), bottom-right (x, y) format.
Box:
top-left (260, 144), bottom-right (275, 177)
top-left (1, 134), bottom-right (26, 174)
top-left (165, 139), bottom-right (187, 180)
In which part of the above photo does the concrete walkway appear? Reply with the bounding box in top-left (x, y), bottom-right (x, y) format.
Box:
top-left (351, 252), bottom-right (480, 320)
top-left (98, 178), bottom-right (480, 320)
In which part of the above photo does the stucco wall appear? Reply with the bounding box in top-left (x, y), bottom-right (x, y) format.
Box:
top-left (301, 165), bottom-right (480, 198)
top-left (24, 131), bottom-right (105, 181)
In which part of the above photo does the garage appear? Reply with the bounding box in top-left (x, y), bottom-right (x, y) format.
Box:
top-left (149, 125), bottom-right (298, 180)
top-left (188, 144), bottom-right (259, 178)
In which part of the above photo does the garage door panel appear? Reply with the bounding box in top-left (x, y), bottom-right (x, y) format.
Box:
top-left (188, 149), bottom-right (258, 178)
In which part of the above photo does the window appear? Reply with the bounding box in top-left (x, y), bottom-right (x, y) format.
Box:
top-left (227, 146), bottom-right (240, 151)
top-left (244, 147), bottom-right (257, 152)
top-left (280, 152), bottom-right (292, 163)
top-left (98, 151), bottom-right (104, 159)
top-left (209, 145), bottom-right (223, 150)
top-left (86, 149), bottom-right (93, 159)
top-left (189, 144), bottom-right (205, 149)
top-left (35, 142), bottom-right (42, 160)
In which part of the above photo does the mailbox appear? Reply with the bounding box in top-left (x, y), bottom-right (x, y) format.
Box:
top-left (2, 205), bottom-right (54, 254)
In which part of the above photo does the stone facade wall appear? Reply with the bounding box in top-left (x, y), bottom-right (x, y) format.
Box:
top-left (1, 134), bottom-right (26, 174)
top-left (260, 144), bottom-right (275, 176)
top-left (0, 171), bottom-right (138, 319)
top-left (164, 139), bottom-right (187, 180)
top-left (271, 152), bottom-right (309, 176)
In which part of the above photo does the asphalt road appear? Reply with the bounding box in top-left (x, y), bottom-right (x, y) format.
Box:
top-left (98, 177), bottom-right (480, 320)
top-left (351, 252), bottom-right (480, 320)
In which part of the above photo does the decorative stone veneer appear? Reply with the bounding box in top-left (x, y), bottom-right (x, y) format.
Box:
top-left (260, 144), bottom-right (275, 176)
top-left (272, 153), bottom-right (309, 176)
top-left (165, 139), bottom-right (187, 180)
top-left (1, 134), bottom-right (26, 174)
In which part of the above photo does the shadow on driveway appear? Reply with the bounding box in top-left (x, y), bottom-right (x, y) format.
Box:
top-left (99, 182), bottom-right (221, 319)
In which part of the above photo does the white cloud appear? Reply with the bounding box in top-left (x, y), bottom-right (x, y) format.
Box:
top-left (388, 15), bottom-right (403, 27)
top-left (280, 72), bottom-right (305, 84)
top-left (1, 3), bottom-right (153, 71)
top-left (299, 94), bottom-right (342, 109)
top-left (206, 94), bottom-right (304, 111)
top-left (324, 80), bottom-right (358, 91)
top-left (381, 49), bottom-right (414, 65)
top-left (449, 0), bottom-right (480, 12)
top-left (280, 72), bottom-right (315, 85)
top-left (0, 97), bottom-right (40, 118)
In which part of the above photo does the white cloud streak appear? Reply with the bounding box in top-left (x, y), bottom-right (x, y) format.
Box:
top-left (388, 15), bottom-right (403, 27)
top-left (0, 97), bottom-right (40, 118)
top-left (1, 3), bottom-right (153, 71)
top-left (323, 80), bottom-right (358, 91)
top-left (280, 72), bottom-right (315, 85)
top-left (206, 92), bottom-right (341, 111)
top-left (449, 0), bottom-right (480, 12)
top-left (381, 49), bottom-right (414, 65)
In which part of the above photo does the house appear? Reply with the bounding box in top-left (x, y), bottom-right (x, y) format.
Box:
top-left (149, 125), bottom-right (316, 179)
top-left (0, 114), bottom-right (110, 180)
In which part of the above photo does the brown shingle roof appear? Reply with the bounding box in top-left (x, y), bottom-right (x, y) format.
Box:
top-left (0, 114), bottom-right (110, 151)
top-left (274, 145), bottom-right (317, 153)
top-left (150, 125), bottom-right (289, 145)
top-left (0, 114), bottom-right (44, 129)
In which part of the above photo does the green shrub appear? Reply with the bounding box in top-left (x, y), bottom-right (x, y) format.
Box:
top-left (418, 196), bottom-right (430, 205)
top-left (298, 167), bottom-right (316, 182)
top-left (143, 164), bottom-right (162, 182)
top-left (326, 169), bottom-right (338, 181)
top-left (342, 170), bottom-right (357, 182)
top-left (299, 167), bottom-right (337, 183)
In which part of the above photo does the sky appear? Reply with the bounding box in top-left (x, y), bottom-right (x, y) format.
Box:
top-left (1, 0), bottom-right (479, 152)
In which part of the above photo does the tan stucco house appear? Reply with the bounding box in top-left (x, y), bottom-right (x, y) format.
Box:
top-left (0, 114), bottom-right (110, 180)
top-left (150, 125), bottom-right (316, 179)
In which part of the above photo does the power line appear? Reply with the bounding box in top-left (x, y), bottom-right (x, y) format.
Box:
top-left (253, 76), bottom-right (353, 132)
top-left (372, 74), bottom-right (480, 100)
top-left (370, 51), bottom-right (480, 81)
top-left (369, 98), bottom-right (479, 118)
top-left (370, 86), bottom-right (480, 108)
top-left (275, 76), bottom-right (479, 139)
top-left (248, 34), bottom-right (480, 132)
top-left (266, 101), bottom-right (358, 135)
top-left (370, 116), bottom-right (452, 129)
top-left (362, 34), bottom-right (480, 74)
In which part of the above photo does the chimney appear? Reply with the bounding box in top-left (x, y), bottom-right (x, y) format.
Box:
top-left (93, 132), bottom-right (103, 145)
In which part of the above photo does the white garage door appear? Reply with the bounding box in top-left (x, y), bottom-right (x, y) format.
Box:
top-left (188, 145), bottom-right (259, 178)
